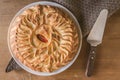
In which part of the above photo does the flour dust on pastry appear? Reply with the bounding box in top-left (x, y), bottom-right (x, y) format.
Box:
top-left (10, 5), bottom-right (79, 72)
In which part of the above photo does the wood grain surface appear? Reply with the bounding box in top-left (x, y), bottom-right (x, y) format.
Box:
top-left (0, 0), bottom-right (120, 80)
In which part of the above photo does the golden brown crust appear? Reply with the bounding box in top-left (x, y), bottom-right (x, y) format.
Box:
top-left (10, 5), bottom-right (79, 72)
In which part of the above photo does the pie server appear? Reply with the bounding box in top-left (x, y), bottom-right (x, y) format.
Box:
top-left (85, 9), bottom-right (108, 77)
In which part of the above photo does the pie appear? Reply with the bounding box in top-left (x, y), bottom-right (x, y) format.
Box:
top-left (9, 5), bottom-right (79, 72)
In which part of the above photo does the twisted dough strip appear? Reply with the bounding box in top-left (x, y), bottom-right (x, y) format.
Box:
top-left (10, 5), bottom-right (79, 72)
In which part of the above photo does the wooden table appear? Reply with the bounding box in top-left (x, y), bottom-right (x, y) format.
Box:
top-left (0, 0), bottom-right (120, 80)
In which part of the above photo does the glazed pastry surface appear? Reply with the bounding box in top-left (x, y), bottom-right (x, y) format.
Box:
top-left (10, 5), bottom-right (79, 72)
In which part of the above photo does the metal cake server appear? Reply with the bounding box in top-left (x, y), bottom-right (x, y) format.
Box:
top-left (85, 9), bottom-right (108, 77)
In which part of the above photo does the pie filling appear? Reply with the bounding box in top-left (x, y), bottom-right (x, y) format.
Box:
top-left (10, 5), bottom-right (79, 72)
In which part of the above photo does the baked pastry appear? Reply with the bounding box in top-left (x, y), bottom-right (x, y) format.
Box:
top-left (10, 5), bottom-right (79, 72)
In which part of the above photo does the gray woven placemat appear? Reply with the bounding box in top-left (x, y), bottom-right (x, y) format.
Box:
top-left (6, 0), bottom-right (120, 72)
top-left (52, 0), bottom-right (120, 36)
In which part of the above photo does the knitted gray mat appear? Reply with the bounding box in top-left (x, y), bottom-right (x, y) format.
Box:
top-left (6, 0), bottom-right (120, 72)
top-left (53, 0), bottom-right (120, 36)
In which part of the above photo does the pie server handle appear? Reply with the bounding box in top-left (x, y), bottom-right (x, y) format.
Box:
top-left (85, 45), bottom-right (96, 77)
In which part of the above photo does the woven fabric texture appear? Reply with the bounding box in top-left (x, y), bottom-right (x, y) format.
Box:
top-left (52, 0), bottom-right (120, 36)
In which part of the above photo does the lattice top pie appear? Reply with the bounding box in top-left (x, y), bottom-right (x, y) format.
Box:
top-left (10, 5), bottom-right (79, 72)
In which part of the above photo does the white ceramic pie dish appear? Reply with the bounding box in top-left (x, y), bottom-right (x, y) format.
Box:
top-left (7, 1), bottom-right (82, 76)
